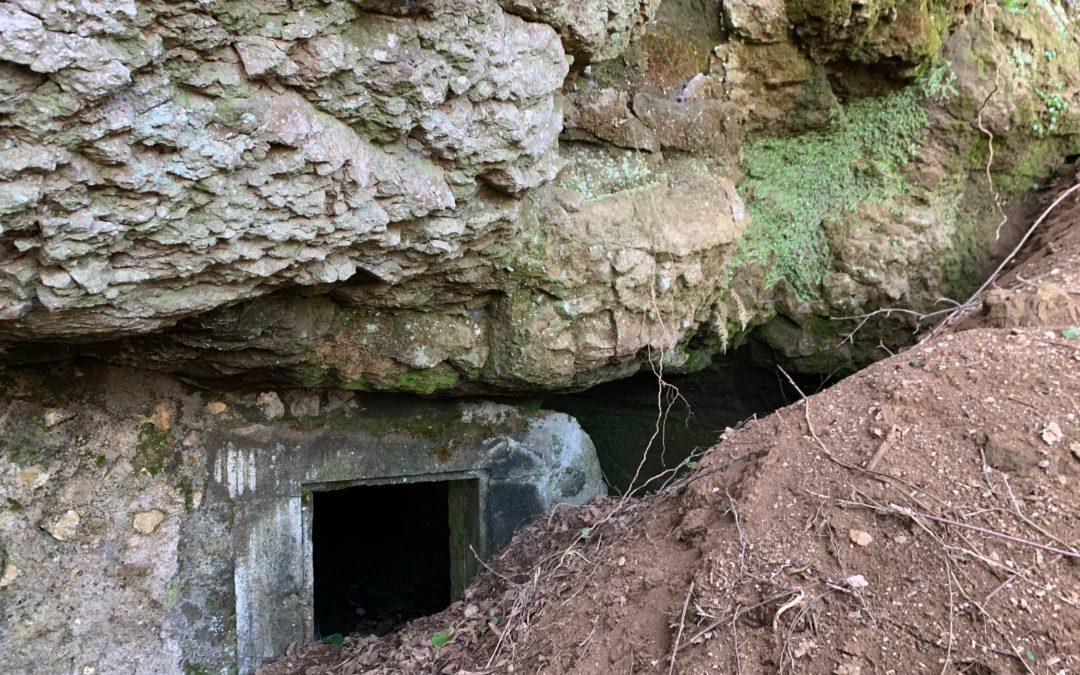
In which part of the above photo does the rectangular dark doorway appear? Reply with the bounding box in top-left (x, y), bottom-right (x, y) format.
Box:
top-left (311, 479), bottom-right (479, 639)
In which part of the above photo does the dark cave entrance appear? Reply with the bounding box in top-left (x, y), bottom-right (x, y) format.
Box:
top-left (311, 479), bottom-right (480, 638)
top-left (543, 346), bottom-right (832, 493)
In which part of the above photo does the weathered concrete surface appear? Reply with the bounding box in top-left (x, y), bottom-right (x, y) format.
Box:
top-left (0, 365), bottom-right (604, 674)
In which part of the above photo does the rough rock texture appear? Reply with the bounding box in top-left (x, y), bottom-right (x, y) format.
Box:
top-left (0, 0), bottom-right (568, 338)
top-left (1, 0), bottom-right (1079, 390)
top-left (498, 0), bottom-right (660, 63)
top-left (90, 164), bottom-right (748, 392)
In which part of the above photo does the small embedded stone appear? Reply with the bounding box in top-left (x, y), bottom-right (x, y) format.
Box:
top-left (43, 509), bottom-right (80, 541)
top-left (1041, 421), bottom-right (1064, 446)
top-left (257, 392), bottom-right (285, 420)
top-left (43, 409), bottom-right (74, 428)
top-left (849, 530), bottom-right (873, 547)
top-left (146, 402), bottom-right (174, 430)
top-left (132, 509), bottom-right (166, 535)
top-left (16, 465), bottom-right (50, 490)
top-left (0, 561), bottom-right (18, 588)
top-left (287, 391), bottom-right (320, 418)
top-left (207, 401), bottom-right (228, 415)
top-left (983, 435), bottom-right (1039, 473)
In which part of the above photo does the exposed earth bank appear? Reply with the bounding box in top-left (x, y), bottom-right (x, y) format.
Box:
top-left (263, 174), bottom-right (1080, 673)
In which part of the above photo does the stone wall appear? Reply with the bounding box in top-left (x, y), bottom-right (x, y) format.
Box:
top-left (3, 0), bottom-right (1077, 391)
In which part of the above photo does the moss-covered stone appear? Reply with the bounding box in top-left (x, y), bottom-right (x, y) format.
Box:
top-left (390, 368), bottom-right (461, 395)
top-left (133, 425), bottom-right (180, 476)
top-left (733, 87), bottom-right (929, 298)
top-left (789, 0), bottom-right (953, 80)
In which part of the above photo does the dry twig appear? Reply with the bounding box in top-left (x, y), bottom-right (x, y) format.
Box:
top-left (726, 489), bottom-right (747, 579)
top-left (668, 582), bottom-right (695, 675)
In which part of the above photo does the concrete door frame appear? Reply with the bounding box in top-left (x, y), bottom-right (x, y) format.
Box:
top-left (209, 402), bottom-right (605, 674)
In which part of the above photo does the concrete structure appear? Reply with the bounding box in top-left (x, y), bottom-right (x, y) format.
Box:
top-left (0, 370), bottom-right (606, 675)
top-left (208, 400), bottom-right (604, 673)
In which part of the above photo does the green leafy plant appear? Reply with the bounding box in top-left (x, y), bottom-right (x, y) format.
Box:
top-left (734, 88), bottom-right (928, 297)
top-left (920, 60), bottom-right (959, 101)
top-left (1032, 86), bottom-right (1068, 136)
top-left (1010, 46), bottom-right (1035, 73)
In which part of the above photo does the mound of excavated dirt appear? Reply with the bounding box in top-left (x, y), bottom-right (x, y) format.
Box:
top-left (263, 179), bottom-right (1080, 674)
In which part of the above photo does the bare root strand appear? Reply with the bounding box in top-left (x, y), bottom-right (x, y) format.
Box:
top-left (891, 504), bottom-right (1080, 560)
top-left (825, 520), bottom-right (877, 627)
top-left (939, 555), bottom-right (957, 675)
top-left (667, 582), bottom-right (695, 675)
top-left (726, 489), bottom-right (748, 579)
top-left (835, 304), bottom-right (956, 347)
top-left (731, 603), bottom-right (743, 675)
top-left (974, 0), bottom-right (1006, 243)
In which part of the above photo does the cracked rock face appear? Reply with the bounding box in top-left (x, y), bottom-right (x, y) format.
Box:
top-left (0, 0), bottom-right (568, 339)
top-left (498, 0), bottom-right (660, 63)
top-left (93, 164), bottom-right (748, 393)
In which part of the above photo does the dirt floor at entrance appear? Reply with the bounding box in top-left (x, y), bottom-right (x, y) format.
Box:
top-left (261, 174), bottom-right (1080, 674)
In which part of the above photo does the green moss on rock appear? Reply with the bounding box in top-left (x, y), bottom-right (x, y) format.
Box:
top-left (133, 425), bottom-right (179, 476)
top-left (391, 368), bottom-right (461, 395)
top-left (294, 356), bottom-right (330, 388)
top-left (734, 87), bottom-right (929, 297)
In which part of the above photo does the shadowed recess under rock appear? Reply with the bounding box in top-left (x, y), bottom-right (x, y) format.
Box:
top-left (543, 347), bottom-right (831, 493)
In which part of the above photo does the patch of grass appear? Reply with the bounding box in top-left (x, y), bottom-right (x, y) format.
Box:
top-left (734, 87), bottom-right (929, 297)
